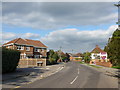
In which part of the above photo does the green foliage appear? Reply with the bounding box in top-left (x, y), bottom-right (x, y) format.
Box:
top-left (104, 29), bottom-right (120, 66)
top-left (75, 58), bottom-right (79, 60)
top-left (83, 52), bottom-right (91, 63)
top-left (2, 47), bottom-right (20, 73)
top-left (47, 50), bottom-right (70, 64)
top-left (47, 50), bottom-right (59, 65)
top-left (61, 53), bottom-right (70, 62)
top-left (112, 65), bottom-right (120, 69)
top-left (79, 61), bottom-right (84, 64)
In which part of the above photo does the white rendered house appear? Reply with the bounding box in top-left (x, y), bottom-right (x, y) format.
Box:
top-left (91, 45), bottom-right (107, 62)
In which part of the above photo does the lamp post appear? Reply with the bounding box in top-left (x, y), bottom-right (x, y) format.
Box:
top-left (114, 1), bottom-right (120, 30)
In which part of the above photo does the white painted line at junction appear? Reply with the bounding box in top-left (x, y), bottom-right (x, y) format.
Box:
top-left (70, 76), bottom-right (78, 84)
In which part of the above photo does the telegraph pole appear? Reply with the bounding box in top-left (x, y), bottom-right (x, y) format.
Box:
top-left (114, 1), bottom-right (120, 30)
top-left (72, 49), bottom-right (73, 60)
top-left (59, 46), bottom-right (62, 62)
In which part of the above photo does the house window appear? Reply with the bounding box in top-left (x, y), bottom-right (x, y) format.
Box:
top-left (17, 46), bottom-right (24, 50)
top-left (34, 55), bottom-right (40, 58)
top-left (26, 47), bottom-right (30, 51)
top-left (20, 54), bottom-right (26, 59)
top-left (41, 49), bottom-right (45, 52)
top-left (7, 46), bottom-right (10, 48)
top-left (34, 48), bottom-right (39, 52)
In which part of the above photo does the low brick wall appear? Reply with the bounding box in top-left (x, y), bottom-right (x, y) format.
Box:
top-left (96, 62), bottom-right (112, 67)
top-left (18, 58), bottom-right (46, 67)
top-left (73, 60), bottom-right (82, 62)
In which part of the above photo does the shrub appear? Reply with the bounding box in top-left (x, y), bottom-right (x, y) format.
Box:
top-left (2, 47), bottom-right (20, 73)
top-left (75, 58), bottom-right (79, 60)
top-left (47, 50), bottom-right (59, 65)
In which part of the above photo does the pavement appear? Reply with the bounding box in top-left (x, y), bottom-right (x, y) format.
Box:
top-left (2, 61), bottom-right (118, 88)
top-left (1, 63), bottom-right (65, 88)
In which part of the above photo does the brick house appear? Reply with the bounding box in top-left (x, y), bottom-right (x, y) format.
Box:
top-left (2, 38), bottom-right (47, 67)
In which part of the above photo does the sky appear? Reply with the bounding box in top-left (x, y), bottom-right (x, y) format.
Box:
top-left (1, 1), bottom-right (119, 53)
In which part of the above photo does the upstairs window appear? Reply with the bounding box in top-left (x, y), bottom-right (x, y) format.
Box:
top-left (26, 47), bottom-right (30, 51)
top-left (7, 46), bottom-right (10, 48)
top-left (17, 46), bottom-right (24, 50)
top-left (34, 48), bottom-right (39, 52)
top-left (41, 48), bottom-right (45, 52)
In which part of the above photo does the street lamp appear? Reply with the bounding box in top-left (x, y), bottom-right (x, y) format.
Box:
top-left (114, 1), bottom-right (120, 30)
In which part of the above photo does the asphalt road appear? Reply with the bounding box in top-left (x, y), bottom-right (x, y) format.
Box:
top-left (19, 61), bottom-right (118, 88)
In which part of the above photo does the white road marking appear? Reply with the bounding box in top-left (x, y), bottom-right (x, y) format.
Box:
top-left (57, 67), bottom-right (61, 70)
top-left (70, 76), bottom-right (78, 84)
top-left (53, 67), bottom-right (64, 74)
top-left (78, 68), bottom-right (79, 74)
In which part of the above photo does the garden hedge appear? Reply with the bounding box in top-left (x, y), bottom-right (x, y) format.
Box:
top-left (2, 47), bottom-right (20, 73)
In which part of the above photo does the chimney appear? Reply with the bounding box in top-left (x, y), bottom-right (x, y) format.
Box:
top-left (96, 45), bottom-right (99, 48)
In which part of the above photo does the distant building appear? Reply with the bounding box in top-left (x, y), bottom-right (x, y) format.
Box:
top-left (91, 45), bottom-right (107, 60)
top-left (90, 45), bottom-right (108, 65)
top-left (70, 53), bottom-right (82, 61)
top-left (90, 45), bottom-right (112, 67)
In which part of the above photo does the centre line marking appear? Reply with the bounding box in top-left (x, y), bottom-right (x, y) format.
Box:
top-left (78, 68), bottom-right (79, 74)
top-left (70, 76), bottom-right (78, 84)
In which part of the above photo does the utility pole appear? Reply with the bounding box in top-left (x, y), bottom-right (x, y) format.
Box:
top-left (114, 1), bottom-right (120, 30)
top-left (59, 46), bottom-right (62, 62)
top-left (72, 49), bottom-right (73, 60)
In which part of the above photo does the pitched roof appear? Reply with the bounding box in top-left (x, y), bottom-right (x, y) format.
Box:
top-left (91, 45), bottom-right (106, 53)
top-left (72, 53), bottom-right (82, 57)
top-left (3, 38), bottom-right (47, 48)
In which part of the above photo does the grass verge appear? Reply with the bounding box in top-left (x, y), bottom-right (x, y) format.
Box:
top-left (112, 66), bottom-right (120, 69)
top-left (88, 64), bottom-right (102, 68)
top-left (79, 62), bottom-right (85, 64)
top-left (79, 62), bottom-right (102, 68)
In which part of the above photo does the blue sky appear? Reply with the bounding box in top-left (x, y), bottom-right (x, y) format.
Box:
top-left (3, 24), bottom-right (52, 37)
top-left (2, 2), bottom-right (118, 53)
top-left (3, 23), bottom-right (116, 37)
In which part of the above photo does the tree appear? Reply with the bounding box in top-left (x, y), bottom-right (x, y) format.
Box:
top-left (104, 29), bottom-right (120, 66)
top-left (83, 52), bottom-right (91, 63)
top-left (47, 50), bottom-right (59, 65)
top-left (61, 53), bottom-right (70, 62)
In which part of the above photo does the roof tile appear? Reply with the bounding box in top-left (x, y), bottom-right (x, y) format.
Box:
top-left (3, 38), bottom-right (47, 48)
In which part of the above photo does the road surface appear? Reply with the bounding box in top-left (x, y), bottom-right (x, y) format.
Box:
top-left (19, 61), bottom-right (118, 88)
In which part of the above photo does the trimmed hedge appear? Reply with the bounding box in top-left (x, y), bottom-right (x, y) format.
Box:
top-left (2, 47), bottom-right (20, 73)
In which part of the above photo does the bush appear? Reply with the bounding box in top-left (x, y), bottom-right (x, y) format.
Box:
top-left (47, 50), bottom-right (59, 65)
top-left (83, 52), bottom-right (91, 63)
top-left (75, 58), bottom-right (80, 60)
top-left (2, 47), bottom-right (20, 73)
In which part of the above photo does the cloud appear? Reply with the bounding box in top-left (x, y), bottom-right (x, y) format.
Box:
top-left (1, 25), bottom-right (118, 53)
top-left (2, 2), bottom-right (117, 30)
top-left (22, 33), bottom-right (40, 39)
top-left (1, 32), bottom-right (40, 43)
top-left (41, 25), bottom-right (118, 53)
top-left (2, 32), bottom-right (16, 40)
